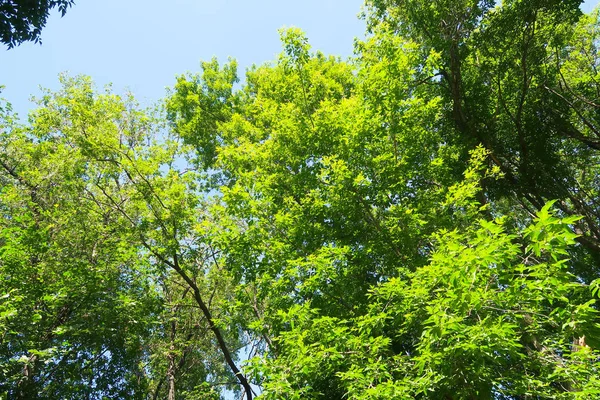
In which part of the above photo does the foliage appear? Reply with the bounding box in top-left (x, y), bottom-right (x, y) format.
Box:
top-left (0, 0), bottom-right (75, 48)
top-left (246, 157), bottom-right (600, 399)
top-left (365, 0), bottom-right (600, 280)
top-left (0, 77), bottom-right (160, 398)
top-left (1, 2), bottom-right (600, 399)
top-left (0, 76), bottom-right (240, 399)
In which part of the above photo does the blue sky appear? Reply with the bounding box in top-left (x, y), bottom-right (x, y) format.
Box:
top-left (0, 0), bottom-right (364, 118)
top-left (0, 0), bottom-right (598, 119)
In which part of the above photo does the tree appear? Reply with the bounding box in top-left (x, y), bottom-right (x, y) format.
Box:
top-left (244, 150), bottom-right (600, 399)
top-left (364, 0), bottom-right (600, 280)
top-left (1, 3), bottom-right (600, 398)
top-left (0, 0), bottom-right (75, 48)
top-left (0, 76), bottom-right (241, 399)
top-left (166, 25), bottom-right (600, 398)
top-left (0, 76), bottom-right (159, 399)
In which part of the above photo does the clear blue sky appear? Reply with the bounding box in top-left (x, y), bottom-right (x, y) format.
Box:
top-left (0, 0), bottom-right (364, 118)
top-left (0, 0), bottom-right (598, 119)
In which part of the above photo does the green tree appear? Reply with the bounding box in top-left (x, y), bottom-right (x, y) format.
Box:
top-left (2, 2), bottom-right (600, 398)
top-left (0, 77), bottom-right (159, 399)
top-left (0, 76), bottom-right (245, 399)
top-left (365, 0), bottom-right (600, 279)
top-left (167, 22), bottom-right (600, 399)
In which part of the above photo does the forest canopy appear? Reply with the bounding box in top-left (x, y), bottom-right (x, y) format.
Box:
top-left (1, 1), bottom-right (600, 399)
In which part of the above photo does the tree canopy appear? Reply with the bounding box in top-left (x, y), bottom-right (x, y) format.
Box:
top-left (1, 1), bottom-right (599, 399)
top-left (1, 0), bottom-right (74, 48)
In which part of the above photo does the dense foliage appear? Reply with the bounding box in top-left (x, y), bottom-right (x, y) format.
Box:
top-left (1, 1), bottom-right (599, 399)
top-left (0, 0), bottom-right (74, 48)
